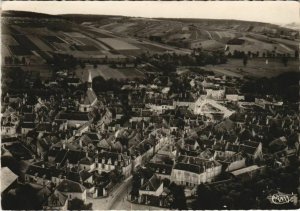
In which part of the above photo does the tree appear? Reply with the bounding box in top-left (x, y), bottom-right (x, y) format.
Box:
top-left (68, 198), bottom-right (93, 210)
top-left (282, 56), bottom-right (288, 67)
top-left (295, 50), bottom-right (299, 58)
top-left (243, 56), bottom-right (248, 66)
top-left (169, 183), bottom-right (187, 210)
top-left (192, 183), bottom-right (219, 209)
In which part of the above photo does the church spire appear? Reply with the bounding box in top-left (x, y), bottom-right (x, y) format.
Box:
top-left (87, 69), bottom-right (92, 89)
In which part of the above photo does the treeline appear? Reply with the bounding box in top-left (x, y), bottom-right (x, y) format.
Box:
top-left (92, 76), bottom-right (122, 93)
top-left (136, 51), bottom-right (227, 73)
top-left (241, 72), bottom-right (300, 102)
top-left (228, 49), bottom-right (299, 59)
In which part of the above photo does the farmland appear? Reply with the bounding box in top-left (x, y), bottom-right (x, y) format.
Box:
top-left (75, 65), bottom-right (145, 81)
top-left (9, 46), bottom-right (32, 56)
top-left (2, 11), bottom-right (298, 84)
top-left (2, 35), bottom-right (19, 46)
top-left (226, 36), bottom-right (295, 56)
top-left (97, 38), bottom-right (140, 50)
top-left (207, 58), bottom-right (299, 78)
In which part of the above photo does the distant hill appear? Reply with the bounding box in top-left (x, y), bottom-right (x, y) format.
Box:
top-left (2, 10), bottom-right (56, 19)
top-left (3, 10), bottom-right (295, 33)
top-left (282, 22), bottom-right (300, 30)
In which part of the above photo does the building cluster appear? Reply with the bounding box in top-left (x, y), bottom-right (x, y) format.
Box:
top-left (1, 65), bottom-right (299, 210)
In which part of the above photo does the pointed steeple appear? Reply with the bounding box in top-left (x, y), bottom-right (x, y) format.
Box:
top-left (87, 69), bottom-right (92, 89)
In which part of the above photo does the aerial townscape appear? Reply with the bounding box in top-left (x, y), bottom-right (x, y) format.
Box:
top-left (1, 8), bottom-right (300, 211)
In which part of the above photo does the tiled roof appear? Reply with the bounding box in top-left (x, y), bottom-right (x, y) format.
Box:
top-left (57, 112), bottom-right (90, 121)
top-left (21, 122), bottom-right (35, 129)
top-left (175, 155), bottom-right (221, 174)
top-left (240, 145), bottom-right (256, 155)
top-left (140, 174), bottom-right (162, 191)
top-left (44, 191), bottom-right (67, 208)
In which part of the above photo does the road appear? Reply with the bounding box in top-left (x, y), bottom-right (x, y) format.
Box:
top-left (87, 176), bottom-right (132, 210)
top-left (87, 175), bottom-right (163, 210)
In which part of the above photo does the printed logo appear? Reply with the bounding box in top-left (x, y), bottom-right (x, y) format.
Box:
top-left (267, 192), bottom-right (298, 205)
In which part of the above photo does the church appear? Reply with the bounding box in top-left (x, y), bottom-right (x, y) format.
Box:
top-left (79, 70), bottom-right (98, 112)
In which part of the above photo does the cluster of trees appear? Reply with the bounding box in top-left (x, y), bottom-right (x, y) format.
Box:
top-left (241, 72), bottom-right (300, 102)
top-left (228, 49), bottom-right (297, 59)
top-left (68, 198), bottom-right (93, 210)
top-left (49, 53), bottom-right (77, 71)
top-left (92, 76), bottom-right (121, 93)
top-left (167, 181), bottom-right (187, 210)
top-left (2, 182), bottom-right (93, 210)
top-left (6, 67), bottom-right (27, 90)
top-left (136, 51), bottom-right (227, 74)
top-left (192, 160), bottom-right (299, 210)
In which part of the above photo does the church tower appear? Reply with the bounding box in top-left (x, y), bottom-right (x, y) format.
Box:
top-left (87, 69), bottom-right (92, 89)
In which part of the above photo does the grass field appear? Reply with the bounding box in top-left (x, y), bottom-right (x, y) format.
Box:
top-left (75, 65), bottom-right (144, 81)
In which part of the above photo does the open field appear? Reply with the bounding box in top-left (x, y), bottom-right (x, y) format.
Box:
top-left (2, 34), bottom-right (19, 46)
top-left (226, 36), bottom-right (295, 56)
top-left (97, 38), bottom-right (140, 50)
top-left (12, 34), bottom-right (39, 51)
top-left (75, 65), bottom-right (145, 81)
top-left (2, 45), bottom-right (12, 57)
top-left (27, 35), bottom-right (53, 51)
top-left (9, 46), bottom-right (32, 56)
top-left (207, 58), bottom-right (299, 78)
top-left (42, 35), bottom-right (65, 43)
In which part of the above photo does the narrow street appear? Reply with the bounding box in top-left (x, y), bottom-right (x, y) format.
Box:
top-left (86, 176), bottom-right (132, 210)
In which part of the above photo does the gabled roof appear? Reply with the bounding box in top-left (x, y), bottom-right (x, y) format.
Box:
top-left (140, 175), bottom-right (162, 191)
top-left (1, 167), bottom-right (18, 192)
top-left (81, 89), bottom-right (97, 105)
top-left (243, 140), bottom-right (260, 148)
top-left (240, 145), bottom-right (256, 155)
top-left (54, 149), bottom-right (86, 166)
top-left (56, 179), bottom-right (85, 193)
top-left (44, 191), bottom-right (67, 208)
top-left (79, 156), bottom-right (93, 165)
top-left (56, 112), bottom-right (90, 121)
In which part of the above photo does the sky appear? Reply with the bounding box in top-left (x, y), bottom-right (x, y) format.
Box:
top-left (2, 1), bottom-right (299, 25)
